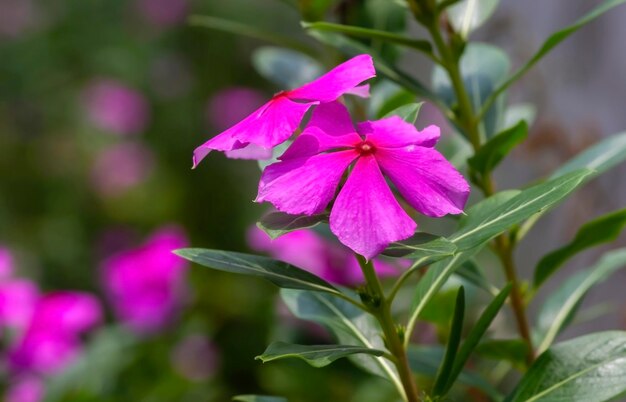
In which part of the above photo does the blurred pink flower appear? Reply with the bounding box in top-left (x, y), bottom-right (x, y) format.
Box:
top-left (170, 334), bottom-right (219, 381)
top-left (5, 376), bottom-right (44, 402)
top-left (0, 279), bottom-right (39, 331)
top-left (135, 0), bottom-right (188, 27)
top-left (0, 246), bottom-right (15, 279)
top-left (101, 226), bottom-right (189, 334)
top-left (247, 226), bottom-right (399, 286)
top-left (207, 87), bottom-right (266, 132)
top-left (84, 79), bottom-right (150, 135)
top-left (91, 142), bottom-right (155, 197)
top-left (0, 0), bottom-right (39, 39)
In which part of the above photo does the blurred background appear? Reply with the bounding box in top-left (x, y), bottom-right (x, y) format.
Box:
top-left (0, 0), bottom-right (624, 401)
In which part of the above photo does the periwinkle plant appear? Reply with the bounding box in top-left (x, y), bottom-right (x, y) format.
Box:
top-left (178, 1), bottom-right (626, 401)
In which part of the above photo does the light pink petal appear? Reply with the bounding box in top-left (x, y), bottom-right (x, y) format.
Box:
top-left (330, 156), bottom-right (416, 259)
top-left (280, 102), bottom-right (361, 160)
top-left (344, 84), bottom-right (370, 98)
top-left (31, 292), bottom-right (102, 335)
top-left (287, 54), bottom-right (375, 102)
top-left (376, 146), bottom-right (470, 217)
top-left (5, 376), bottom-right (44, 402)
top-left (193, 97), bottom-right (316, 165)
top-left (224, 144), bottom-right (273, 160)
top-left (257, 150), bottom-right (358, 215)
top-left (358, 117), bottom-right (441, 148)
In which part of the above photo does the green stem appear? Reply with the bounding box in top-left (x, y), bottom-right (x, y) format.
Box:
top-left (357, 255), bottom-right (420, 402)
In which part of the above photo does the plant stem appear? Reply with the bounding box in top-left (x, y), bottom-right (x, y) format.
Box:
top-left (357, 255), bottom-right (420, 402)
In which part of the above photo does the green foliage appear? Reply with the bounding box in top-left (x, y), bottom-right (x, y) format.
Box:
top-left (257, 211), bottom-right (329, 239)
top-left (233, 396), bottom-right (288, 402)
top-left (382, 233), bottom-right (456, 260)
top-left (382, 102), bottom-right (424, 124)
top-left (432, 287), bottom-right (465, 396)
top-left (475, 339), bottom-right (528, 368)
top-left (252, 46), bottom-right (322, 88)
top-left (256, 342), bottom-right (385, 368)
top-left (446, 0), bottom-right (500, 38)
top-left (507, 331), bottom-right (626, 402)
top-left (468, 121), bottom-right (528, 176)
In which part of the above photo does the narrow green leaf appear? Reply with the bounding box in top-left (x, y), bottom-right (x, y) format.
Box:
top-left (382, 102), bottom-right (424, 124)
top-left (257, 211), bottom-right (328, 239)
top-left (507, 331), bottom-right (626, 402)
top-left (432, 287), bottom-right (465, 396)
top-left (455, 260), bottom-right (499, 295)
top-left (444, 284), bottom-right (512, 394)
top-left (478, 0), bottom-right (626, 120)
top-left (502, 103), bottom-right (537, 130)
top-left (302, 21), bottom-right (433, 53)
top-left (468, 121), bottom-right (528, 176)
top-left (188, 15), bottom-right (315, 56)
top-left (535, 248), bottom-right (626, 354)
top-left (475, 339), bottom-right (528, 367)
top-left (175, 248), bottom-right (338, 294)
top-left (451, 169), bottom-right (593, 251)
top-left (447, 0), bottom-right (500, 37)
top-left (382, 233), bottom-right (456, 260)
top-left (534, 208), bottom-right (626, 287)
top-left (256, 342), bottom-right (385, 368)
top-left (233, 396), bottom-right (287, 402)
top-left (458, 190), bottom-right (520, 230)
top-left (281, 289), bottom-right (404, 395)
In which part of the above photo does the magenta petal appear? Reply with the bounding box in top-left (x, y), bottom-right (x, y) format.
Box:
top-left (193, 97), bottom-right (316, 165)
top-left (224, 144), bottom-right (273, 160)
top-left (358, 117), bottom-right (441, 148)
top-left (344, 84), bottom-right (370, 98)
top-left (288, 54), bottom-right (375, 102)
top-left (376, 147), bottom-right (470, 217)
top-left (330, 156), bottom-right (416, 259)
top-left (257, 150), bottom-right (358, 215)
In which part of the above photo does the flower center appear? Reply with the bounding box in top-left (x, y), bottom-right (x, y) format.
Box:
top-left (356, 141), bottom-right (376, 155)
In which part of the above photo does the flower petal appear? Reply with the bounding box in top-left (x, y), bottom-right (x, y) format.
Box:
top-left (330, 155), bottom-right (416, 259)
top-left (257, 150), bottom-right (358, 215)
top-left (193, 97), bottom-right (316, 166)
top-left (358, 117), bottom-right (441, 148)
top-left (224, 144), bottom-right (273, 160)
top-left (376, 146), bottom-right (470, 217)
top-left (280, 102), bottom-right (361, 160)
top-left (287, 54), bottom-right (375, 102)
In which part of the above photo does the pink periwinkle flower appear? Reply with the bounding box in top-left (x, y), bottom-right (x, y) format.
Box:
top-left (247, 226), bottom-right (398, 286)
top-left (91, 142), bottom-right (155, 197)
top-left (256, 101), bottom-right (470, 259)
top-left (192, 54), bottom-right (375, 165)
top-left (84, 79), bottom-right (150, 135)
top-left (0, 279), bottom-right (39, 331)
top-left (135, 0), bottom-right (188, 28)
top-left (101, 226), bottom-right (189, 334)
top-left (5, 376), bottom-right (44, 402)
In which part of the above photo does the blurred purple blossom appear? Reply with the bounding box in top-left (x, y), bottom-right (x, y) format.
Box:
top-left (135, 0), bottom-right (188, 28)
top-left (0, 279), bottom-right (39, 331)
top-left (247, 226), bottom-right (399, 286)
top-left (207, 87), bottom-right (266, 132)
top-left (91, 142), bottom-right (155, 197)
top-left (101, 226), bottom-right (189, 334)
top-left (5, 376), bottom-right (44, 402)
top-left (170, 334), bottom-right (219, 381)
top-left (84, 79), bottom-right (150, 135)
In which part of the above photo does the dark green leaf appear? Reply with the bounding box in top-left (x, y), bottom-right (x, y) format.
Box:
top-left (535, 248), bottom-right (626, 354)
top-left (534, 208), bottom-right (626, 287)
top-left (382, 233), bottom-right (456, 260)
top-left (502, 103), bottom-right (536, 130)
top-left (444, 284), bottom-right (512, 393)
top-left (455, 260), bottom-right (498, 295)
top-left (382, 102), bottom-right (424, 124)
top-left (507, 331), bottom-right (626, 402)
top-left (371, 82), bottom-right (415, 119)
top-left (451, 169), bottom-right (593, 251)
top-left (432, 287), bottom-right (465, 396)
top-left (447, 0), bottom-right (500, 37)
top-left (252, 47), bottom-right (322, 89)
top-left (475, 339), bottom-right (528, 367)
top-left (458, 190), bottom-right (520, 230)
top-left (233, 396), bottom-right (288, 402)
top-left (478, 0), bottom-right (626, 120)
top-left (468, 121), bottom-right (528, 176)
top-left (257, 211), bottom-right (328, 239)
top-left (175, 248), bottom-right (338, 294)
top-left (256, 342), bottom-right (385, 368)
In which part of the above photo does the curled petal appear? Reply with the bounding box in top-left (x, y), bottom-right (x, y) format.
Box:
top-left (358, 117), bottom-right (441, 148)
top-left (225, 144), bottom-right (273, 160)
top-left (330, 156), bottom-right (416, 259)
top-left (288, 54), bottom-right (375, 102)
top-left (193, 97), bottom-right (316, 165)
top-left (257, 151), bottom-right (358, 215)
top-left (345, 84), bottom-right (370, 98)
top-left (376, 146), bottom-right (470, 217)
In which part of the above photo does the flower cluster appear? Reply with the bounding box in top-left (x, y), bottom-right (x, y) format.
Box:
top-left (194, 55), bottom-right (469, 261)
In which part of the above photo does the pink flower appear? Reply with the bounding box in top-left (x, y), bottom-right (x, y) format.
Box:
top-left (192, 55), bottom-right (375, 165)
top-left (84, 79), bottom-right (150, 135)
top-left (101, 226), bottom-right (189, 334)
top-left (5, 376), bottom-right (44, 402)
top-left (0, 246), bottom-right (15, 280)
top-left (0, 279), bottom-right (39, 331)
top-left (91, 142), bottom-right (155, 197)
top-left (256, 101), bottom-right (470, 259)
top-left (247, 226), bottom-right (399, 286)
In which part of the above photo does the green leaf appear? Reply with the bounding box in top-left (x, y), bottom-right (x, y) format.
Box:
top-left (252, 47), bottom-right (322, 89)
top-left (188, 15), bottom-right (315, 56)
top-left (451, 169), bottom-right (593, 251)
top-left (256, 342), bottom-right (385, 368)
top-left (382, 102), bottom-right (424, 124)
top-left (382, 233), bottom-right (456, 260)
top-left (550, 132), bottom-right (626, 180)
top-left (447, 0), bottom-right (500, 37)
top-left (534, 248), bottom-right (626, 354)
top-left (233, 396), bottom-right (288, 402)
top-left (444, 284), bottom-right (512, 394)
top-left (475, 339), bottom-right (528, 367)
top-left (281, 289), bottom-right (404, 395)
top-left (507, 331), bottom-right (626, 402)
top-left (502, 103), bottom-right (537, 130)
top-left (478, 0), bottom-right (626, 120)
top-left (534, 208), bottom-right (626, 287)
top-left (432, 287), bottom-right (465, 396)
top-left (370, 82), bottom-right (415, 119)
top-left (455, 260), bottom-right (499, 295)
top-left (433, 42), bottom-right (510, 138)
top-left (458, 190), bottom-right (520, 230)
top-left (257, 211), bottom-right (328, 239)
top-left (257, 140), bottom-right (292, 171)
top-left (468, 121), bottom-right (528, 176)
top-left (175, 248), bottom-right (338, 294)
